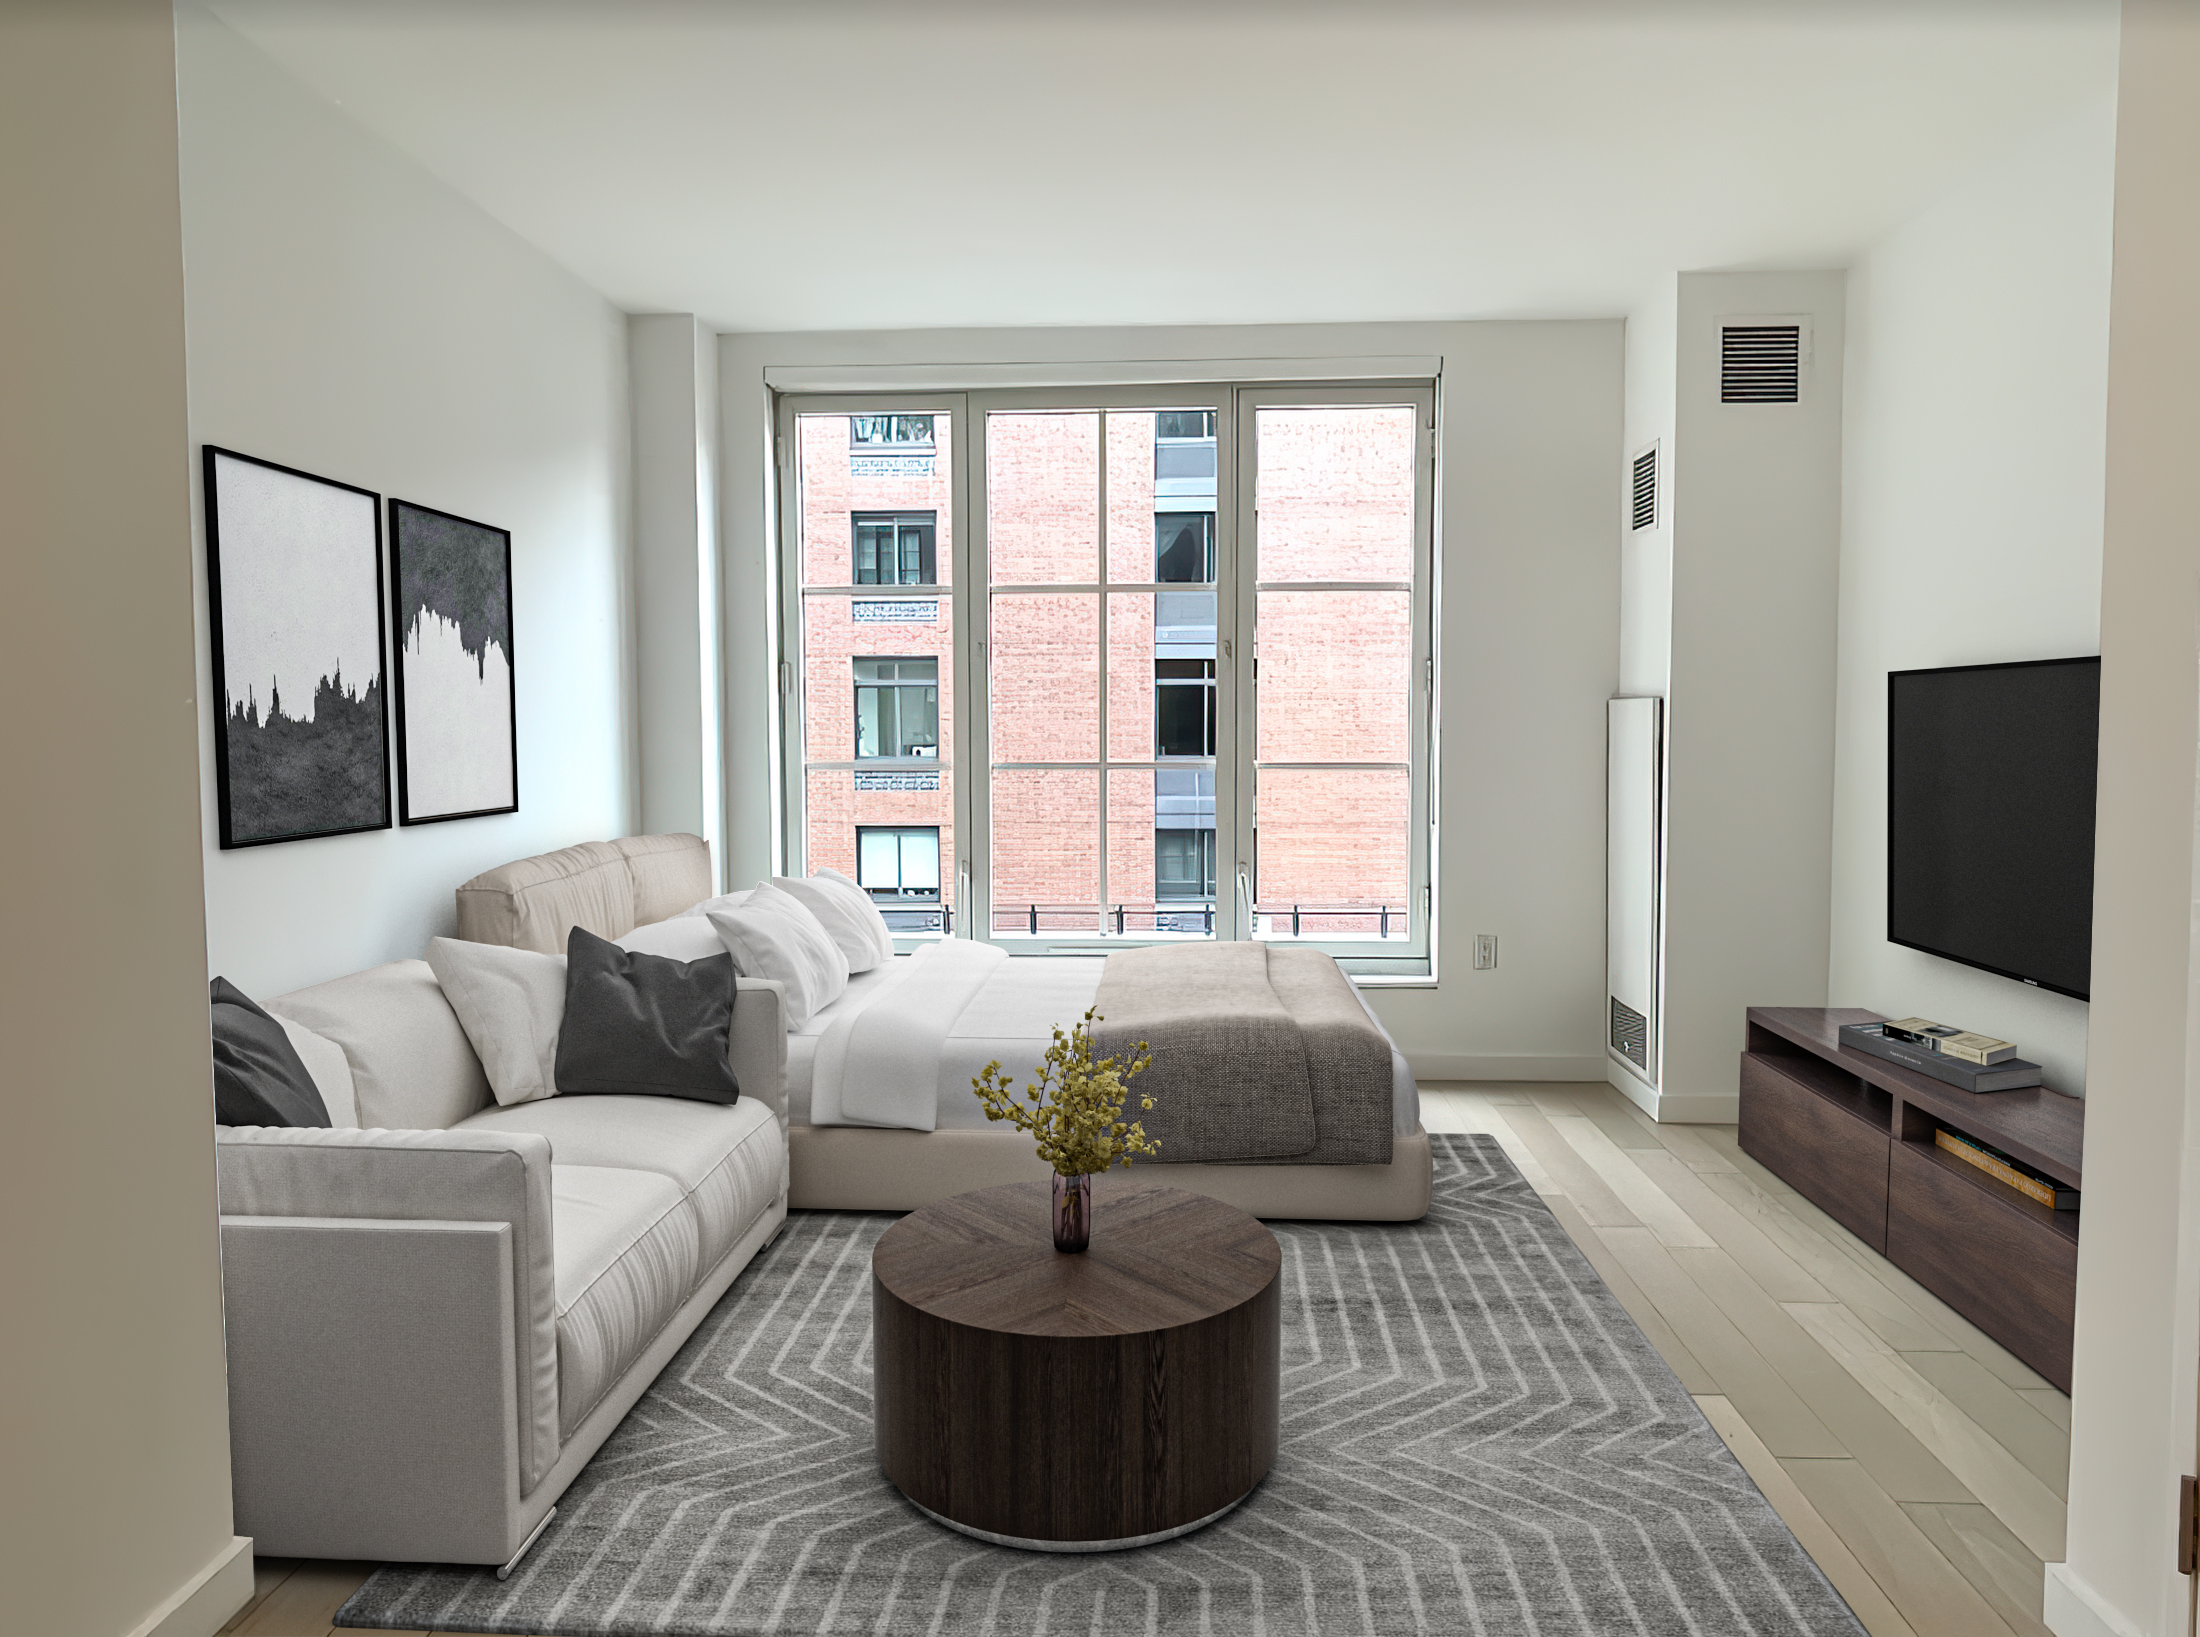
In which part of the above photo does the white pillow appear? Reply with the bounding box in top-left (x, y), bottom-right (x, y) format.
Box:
top-left (706, 882), bottom-right (848, 1031)
top-left (425, 937), bottom-right (565, 1107)
top-left (675, 889), bottom-right (753, 920)
top-left (812, 867), bottom-right (898, 964)
top-left (617, 915), bottom-right (729, 963)
top-left (275, 1015), bottom-right (359, 1128)
top-left (769, 873), bottom-right (891, 973)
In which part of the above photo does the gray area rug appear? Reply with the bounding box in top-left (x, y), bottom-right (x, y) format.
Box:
top-left (338, 1134), bottom-right (1864, 1635)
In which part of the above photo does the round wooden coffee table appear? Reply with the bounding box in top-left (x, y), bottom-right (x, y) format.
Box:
top-left (872, 1177), bottom-right (1281, 1552)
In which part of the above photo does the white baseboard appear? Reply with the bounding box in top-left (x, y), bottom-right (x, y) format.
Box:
top-left (128, 1535), bottom-right (254, 1637)
top-left (1411, 1054), bottom-right (1607, 1084)
top-left (2043, 1563), bottom-right (2148, 1637)
top-left (1605, 1062), bottom-right (1737, 1125)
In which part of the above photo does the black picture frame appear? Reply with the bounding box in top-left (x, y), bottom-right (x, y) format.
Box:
top-left (388, 498), bottom-right (519, 825)
top-left (204, 445), bottom-right (392, 849)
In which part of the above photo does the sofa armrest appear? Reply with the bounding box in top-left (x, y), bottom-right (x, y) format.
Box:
top-left (732, 976), bottom-right (788, 1137)
top-left (221, 1215), bottom-right (532, 1563)
top-left (214, 1125), bottom-right (560, 1495)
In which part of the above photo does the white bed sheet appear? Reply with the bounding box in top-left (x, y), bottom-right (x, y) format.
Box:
top-left (785, 954), bottom-right (1419, 1137)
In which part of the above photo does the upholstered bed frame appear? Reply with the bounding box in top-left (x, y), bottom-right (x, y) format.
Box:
top-left (456, 834), bottom-right (1432, 1221)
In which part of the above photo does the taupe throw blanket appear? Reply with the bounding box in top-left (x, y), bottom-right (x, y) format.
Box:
top-left (1091, 944), bottom-right (1393, 1166)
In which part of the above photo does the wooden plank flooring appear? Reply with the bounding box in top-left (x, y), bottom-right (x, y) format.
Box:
top-left (1426, 1082), bottom-right (2064, 1637)
top-left (221, 1082), bottom-right (2066, 1637)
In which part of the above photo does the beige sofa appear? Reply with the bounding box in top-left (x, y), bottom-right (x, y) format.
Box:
top-left (457, 834), bottom-right (1432, 1223)
top-left (216, 833), bottom-right (789, 1569)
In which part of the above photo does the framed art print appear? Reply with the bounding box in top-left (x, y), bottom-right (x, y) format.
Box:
top-left (388, 498), bottom-right (517, 824)
top-left (204, 446), bottom-right (391, 848)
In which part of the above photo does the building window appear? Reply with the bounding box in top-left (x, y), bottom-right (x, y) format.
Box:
top-left (1156, 659), bottom-right (1216, 758)
top-left (1155, 829), bottom-right (1217, 901)
top-left (1154, 413), bottom-right (1218, 496)
top-left (851, 414), bottom-right (935, 450)
top-left (1155, 512), bottom-right (1216, 583)
top-left (857, 826), bottom-right (941, 902)
top-left (854, 511), bottom-right (936, 585)
top-left (1155, 410), bottom-right (1216, 440)
top-left (854, 658), bottom-right (939, 759)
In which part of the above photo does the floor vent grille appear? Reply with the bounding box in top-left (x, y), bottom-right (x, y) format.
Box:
top-left (1631, 447), bottom-right (1657, 530)
top-left (1610, 996), bottom-right (1649, 1070)
top-left (1721, 324), bottom-right (1802, 403)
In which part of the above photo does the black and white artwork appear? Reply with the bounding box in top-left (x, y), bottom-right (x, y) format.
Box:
top-left (205, 447), bottom-right (391, 848)
top-left (389, 499), bottom-right (517, 824)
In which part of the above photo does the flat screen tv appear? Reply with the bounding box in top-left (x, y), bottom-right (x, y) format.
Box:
top-left (1887, 656), bottom-right (2099, 1001)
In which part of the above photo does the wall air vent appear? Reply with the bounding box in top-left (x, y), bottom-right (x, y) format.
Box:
top-left (1721, 323), bottom-right (1802, 404)
top-left (1610, 996), bottom-right (1649, 1070)
top-left (1630, 446), bottom-right (1657, 531)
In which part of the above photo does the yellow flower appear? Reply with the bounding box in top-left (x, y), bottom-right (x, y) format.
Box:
top-left (971, 1008), bottom-right (1158, 1177)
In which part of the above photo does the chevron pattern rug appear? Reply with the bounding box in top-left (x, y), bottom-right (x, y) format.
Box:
top-left (338, 1134), bottom-right (1863, 1635)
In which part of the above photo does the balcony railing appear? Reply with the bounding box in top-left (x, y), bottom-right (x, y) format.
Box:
top-left (983, 901), bottom-right (1410, 939)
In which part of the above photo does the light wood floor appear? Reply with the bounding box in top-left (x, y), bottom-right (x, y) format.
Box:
top-left (221, 1081), bottom-right (2066, 1637)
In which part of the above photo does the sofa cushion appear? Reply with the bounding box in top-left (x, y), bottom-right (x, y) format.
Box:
top-left (211, 978), bottom-right (331, 1128)
top-left (463, 1093), bottom-right (784, 1274)
top-left (276, 1015), bottom-right (359, 1128)
top-left (614, 833), bottom-right (714, 927)
top-left (616, 914), bottom-right (727, 962)
top-left (267, 961), bottom-right (491, 1131)
top-left (455, 834), bottom-right (711, 955)
top-left (426, 937), bottom-right (565, 1107)
top-left (556, 928), bottom-right (740, 1105)
top-left (549, 1165), bottom-right (699, 1437)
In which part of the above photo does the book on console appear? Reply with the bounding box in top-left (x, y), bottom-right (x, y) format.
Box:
top-left (1937, 1030), bottom-right (2017, 1066)
top-left (1838, 1022), bottom-right (2043, 1092)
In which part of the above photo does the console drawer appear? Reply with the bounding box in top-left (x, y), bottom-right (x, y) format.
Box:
top-left (1885, 1138), bottom-right (2076, 1391)
top-left (1738, 1051), bottom-right (1890, 1253)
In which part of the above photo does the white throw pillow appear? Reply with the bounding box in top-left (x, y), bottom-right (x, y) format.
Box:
top-left (769, 873), bottom-right (891, 974)
top-left (425, 936), bottom-right (566, 1107)
top-left (275, 1015), bottom-right (360, 1128)
top-left (617, 915), bottom-right (729, 963)
top-left (674, 889), bottom-right (753, 920)
top-left (812, 867), bottom-right (898, 964)
top-left (706, 882), bottom-right (849, 1031)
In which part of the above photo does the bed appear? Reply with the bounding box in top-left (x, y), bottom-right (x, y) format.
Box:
top-left (456, 834), bottom-right (1432, 1221)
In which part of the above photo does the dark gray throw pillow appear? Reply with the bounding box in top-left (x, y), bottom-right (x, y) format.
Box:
top-left (555, 926), bottom-right (740, 1104)
top-left (210, 977), bottom-right (332, 1128)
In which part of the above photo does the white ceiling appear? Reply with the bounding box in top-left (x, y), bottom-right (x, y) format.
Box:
top-left (207, 1), bottom-right (2120, 334)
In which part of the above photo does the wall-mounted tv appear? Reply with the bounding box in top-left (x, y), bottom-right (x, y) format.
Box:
top-left (1887, 656), bottom-right (2099, 1001)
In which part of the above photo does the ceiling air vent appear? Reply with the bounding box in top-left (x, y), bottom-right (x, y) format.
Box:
top-left (1721, 323), bottom-right (1802, 404)
top-left (1630, 446), bottom-right (1657, 531)
top-left (1610, 997), bottom-right (1649, 1070)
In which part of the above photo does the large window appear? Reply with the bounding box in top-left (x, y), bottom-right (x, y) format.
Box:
top-left (779, 386), bottom-right (1433, 969)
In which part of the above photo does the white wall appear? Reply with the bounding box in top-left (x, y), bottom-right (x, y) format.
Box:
top-left (630, 313), bottom-right (724, 878)
top-left (179, 7), bottom-right (636, 999)
top-left (1830, 97), bottom-right (2115, 1097)
top-left (2050, 9), bottom-right (2200, 1635)
top-left (1619, 274), bottom-right (1677, 701)
top-left (1651, 272), bottom-right (1848, 1120)
top-left (0, 5), bottom-right (250, 1633)
top-left (718, 322), bottom-right (1621, 1080)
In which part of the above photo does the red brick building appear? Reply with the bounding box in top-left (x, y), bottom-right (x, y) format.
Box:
top-left (791, 403), bottom-right (1417, 942)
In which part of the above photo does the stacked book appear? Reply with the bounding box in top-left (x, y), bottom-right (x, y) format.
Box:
top-left (1934, 1127), bottom-right (2079, 1212)
top-left (1837, 1017), bottom-right (2043, 1092)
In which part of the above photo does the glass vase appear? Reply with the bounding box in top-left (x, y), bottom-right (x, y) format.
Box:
top-left (1051, 1171), bottom-right (1092, 1253)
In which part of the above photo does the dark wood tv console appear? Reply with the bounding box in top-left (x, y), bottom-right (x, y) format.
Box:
top-left (1739, 1007), bottom-right (2083, 1392)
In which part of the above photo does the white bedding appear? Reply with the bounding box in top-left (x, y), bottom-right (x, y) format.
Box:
top-left (788, 951), bottom-right (1420, 1138)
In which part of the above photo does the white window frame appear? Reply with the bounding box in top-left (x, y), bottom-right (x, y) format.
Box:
top-left (775, 381), bottom-right (1436, 973)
